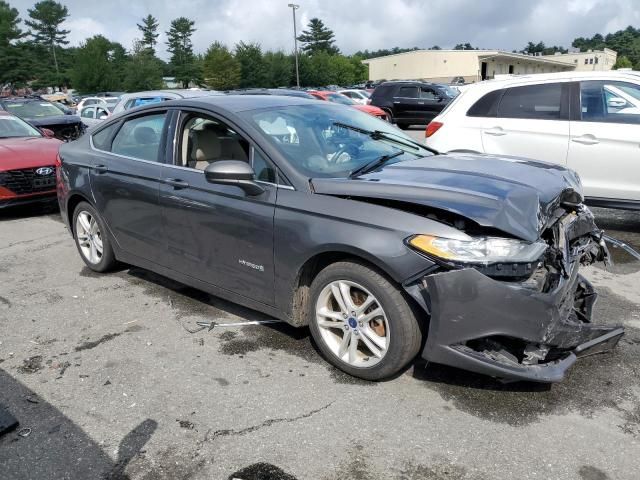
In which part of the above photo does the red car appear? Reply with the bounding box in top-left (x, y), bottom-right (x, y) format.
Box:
top-left (0, 112), bottom-right (62, 209)
top-left (308, 91), bottom-right (390, 121)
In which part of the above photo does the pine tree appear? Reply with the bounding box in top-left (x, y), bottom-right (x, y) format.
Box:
top-left (0, 1), bottom-right (23, 46)
top-left (25, 0), bottom-right (70, 76)
top-left (166, 17), bottom-right (197, 88)
top-left (297, 18), bottom-right (339, 55)
top-left (203, 41), bottom-right (240, 90)
top-left (137, 14), bottom-right (159, 54)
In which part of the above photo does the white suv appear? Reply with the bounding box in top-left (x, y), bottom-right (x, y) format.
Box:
top-left (425, 71), bottom-right (640, 208)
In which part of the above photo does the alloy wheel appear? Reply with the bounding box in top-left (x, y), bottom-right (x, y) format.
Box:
top-left (315, 280), bottom-right (390, 367)
top-left (75, 211), bottom-right (103, 265)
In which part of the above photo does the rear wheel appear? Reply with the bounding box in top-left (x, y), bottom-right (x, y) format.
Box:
top-left (72, 201), bottom-right (117, 272)
top-left (308, 261), bottom-right (422, 380)
top-left (396, 123), bottom-right (410, 130)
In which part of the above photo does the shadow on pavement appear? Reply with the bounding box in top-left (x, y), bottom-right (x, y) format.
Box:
top-left (0, 201), bottom-right (59, 222)
top-left (0, 369), bottom-right (156, 480)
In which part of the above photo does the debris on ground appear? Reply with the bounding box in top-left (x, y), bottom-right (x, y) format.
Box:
top-left (189, 319), bottom-right (280, 333)
top-left (17, 356), bottom-right (43, 374)
top-left (176, 419), bottom-right (195, 430)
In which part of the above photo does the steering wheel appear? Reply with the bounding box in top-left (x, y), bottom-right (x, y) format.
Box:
top-left (329, 144), bottom-right (356, 164)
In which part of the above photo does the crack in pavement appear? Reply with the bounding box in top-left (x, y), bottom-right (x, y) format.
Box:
top-left (205, 401), bottom-right (334, 441)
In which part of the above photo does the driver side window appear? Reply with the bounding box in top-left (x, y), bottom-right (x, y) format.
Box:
top-left (178, 114), bottom-right (249, 170)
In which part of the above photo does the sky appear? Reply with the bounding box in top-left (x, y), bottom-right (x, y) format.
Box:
top-left (12, 0), bottom-right (640, 59)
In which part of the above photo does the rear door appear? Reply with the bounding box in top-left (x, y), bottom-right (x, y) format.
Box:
top-left (159, 109), bottom-right (277, 305)
top-left (480, 82), bottom-right (571, 165)
top-left (418, 86), bottom-right (444, 122)
top-left (567, 80), bottom-right (640, 201)
top-left (89, 110), bottom-right (170, 263)
top-left (392, 85), bottom-right (420, 122)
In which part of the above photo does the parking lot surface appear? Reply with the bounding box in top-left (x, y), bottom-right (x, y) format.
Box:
top-left (1, 200), bottom-right (640, 480)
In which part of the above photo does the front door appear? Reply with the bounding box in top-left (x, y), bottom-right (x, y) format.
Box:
top-left (89, 111), bottom-right (169, 263)
top-left (392, 85), bottom-right (420, 123)
top-left (159, 111), bottom-right (277, 305)
top-left (567, 80), bottom-right (640, 201)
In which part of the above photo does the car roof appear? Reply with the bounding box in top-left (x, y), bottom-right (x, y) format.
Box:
top-left (120, 89), bottom-right (222, 100)
top-left (159, 94), bottom-right (318, 113)
top-left (470, 70), bottom-right (640, 89)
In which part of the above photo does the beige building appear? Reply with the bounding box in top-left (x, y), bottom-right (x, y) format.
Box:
top-left (362, 48), bottom-right (617, 83)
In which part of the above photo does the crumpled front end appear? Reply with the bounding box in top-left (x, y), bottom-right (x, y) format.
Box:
top-left (405, 206), bottom-right (624, 383)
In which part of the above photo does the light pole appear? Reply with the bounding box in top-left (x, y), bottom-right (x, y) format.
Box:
top-left (288, 3), bottom-right (300, 88)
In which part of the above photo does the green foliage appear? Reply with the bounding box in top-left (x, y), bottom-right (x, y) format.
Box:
top-left (203, 41), bottom-right (241, 90)
top-left (71, 35), bottom-right (125, 93)
top-left (25, 0), bottom-right (69, 74)
top-left (454, 43), bottom-right (475, 50)
top-left (520, 41), bottom-right (567, 55)
top-left (234, 41), bottom-right (267, 88)
top-left (166, 17), bottom-right (198, 88)
top-left (614, 55), bottom-right (633, 69)
top-left (354, 46), bottom-right (420, 60)
top-left (263, 50), bottom-right (292, 87)
top-left (137, 14), bottom-right (159, 54)
top-left (124, 42), bottom-right (163, 91)
top-left (0, 0), bottom-right (23, 46)
top-left (297, 18), bottom-right (339, 55)
top-left (573, 26), bottom-right (640, 69)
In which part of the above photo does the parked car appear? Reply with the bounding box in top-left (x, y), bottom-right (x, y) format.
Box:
top-left (339, 89), bottom-right (371, 105)
top-left (425, 71), bottom-right (640, 209)
top-left (58, 95), bottom-right (623, 382)
top-left (0, 112), bottom-right (62, 208)
top-left (111, 89), bottom-right (224, 115)
top-left (0, 97), bottom-right (85, 141)
top-left (227, 88), bottom-right (316, 99)
top-left (79, 104), bottom-right (111, 128)
top-left (369, 81), bottom-right (456, 128)
top-left (308, 90), bottom-right (389, 121)
top-left (76, 96), bottom-right (119, 115)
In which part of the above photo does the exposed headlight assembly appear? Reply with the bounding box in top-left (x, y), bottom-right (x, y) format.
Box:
top-left (408, 235), bottom-right (547, 264)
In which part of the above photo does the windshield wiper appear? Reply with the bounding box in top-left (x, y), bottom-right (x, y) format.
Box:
top-left (333, 122), bottom-right (437, 153)
top-left (349, 150), bottom-right (404, 178)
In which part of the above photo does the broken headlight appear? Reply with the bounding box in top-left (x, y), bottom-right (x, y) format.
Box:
top-left (408, 235), bottom-right (547, 265)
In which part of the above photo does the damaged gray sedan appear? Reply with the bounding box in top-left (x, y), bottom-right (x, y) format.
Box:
top-left (58, 96), bottom-right (626, 382)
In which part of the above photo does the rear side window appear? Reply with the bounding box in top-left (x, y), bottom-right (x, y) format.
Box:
top-left (497, 83), bottom-right (563, 120)
top-left (111, 113), bottom-right (167, 162)
top-left (397, 86), bottom-right (419, 98)
top-left (467, 89), bottom-right (503, 117)
top-left (92, 122), bottom-right (120, 150)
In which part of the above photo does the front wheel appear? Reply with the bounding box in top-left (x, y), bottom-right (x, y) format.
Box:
top-left (308, 261), bottom-right (422, 380)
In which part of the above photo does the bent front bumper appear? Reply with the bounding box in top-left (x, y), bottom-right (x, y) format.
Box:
top-left (406, 263), bottom-right (624, 383)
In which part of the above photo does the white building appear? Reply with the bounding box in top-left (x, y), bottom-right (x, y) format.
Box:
top-left (362, 48), bottom-right (617, 83)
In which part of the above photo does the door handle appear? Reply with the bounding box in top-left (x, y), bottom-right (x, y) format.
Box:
top-left (93, 164), bottom-right (108, 174)
top-left (417, 102), bottom-right (425, 105)
top-left (164, 178), bottom-right (190, 189)
top-left (571, 135), bottom-right (600, 145)
top-left (484, 127), bottom-right (506, 136)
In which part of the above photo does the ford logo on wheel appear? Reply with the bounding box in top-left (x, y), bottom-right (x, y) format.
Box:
top-left (35, 167), bottom-right (54, 176)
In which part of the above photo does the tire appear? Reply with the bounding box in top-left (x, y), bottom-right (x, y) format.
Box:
top-left (72, 201), bottom-right (117, 272)
top-left (308, 260), bottom-right (422, 380)
top-left (396, 123), bottom-right (410, 130)
top-left (382, 109), bottom-right (394, 123)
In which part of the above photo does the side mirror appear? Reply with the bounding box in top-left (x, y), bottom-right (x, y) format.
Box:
top-left (607, 97), bottom-right (626, 108)
top-left (41, 128), bottom-right (55, 138)
top-left (204, 160), bottom-right (265, 196)
top-left (99, 114), bottom-right (108, 120)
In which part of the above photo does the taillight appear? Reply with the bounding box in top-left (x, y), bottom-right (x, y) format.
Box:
top-left (425, 121), bottom-right (443, 138)
top-left (55, 153), bottom-right (62, 167)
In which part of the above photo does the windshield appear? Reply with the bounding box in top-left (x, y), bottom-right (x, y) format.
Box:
top-left (242, 104), bottom-right (431, 178)
top-left (0, 115), bottom-right (42, 138)
top-left (326, 93), bottom-right (356, 105)
top-left (2, 101), bottom-right (63, 118)
top-left (435, 85), bottom-right (459, 98)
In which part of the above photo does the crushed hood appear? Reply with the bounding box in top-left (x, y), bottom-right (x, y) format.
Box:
top-left (0, 137), bottom-right (62, 171)
top-left (311, 152), bottom-right (582, 242)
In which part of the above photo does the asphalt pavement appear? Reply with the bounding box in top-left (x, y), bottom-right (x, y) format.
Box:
top-left (1, 188), bottom-right (640, 479)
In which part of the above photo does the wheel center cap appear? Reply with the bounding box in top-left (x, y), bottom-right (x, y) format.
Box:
top-left (348, 317), bottom-right (357, 329)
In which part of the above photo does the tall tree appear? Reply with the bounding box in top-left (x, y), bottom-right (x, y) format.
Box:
top-left (453, 43), bottom-right (475, 50)
top-left (234, 41), bottom-right (267, 88)
top-left (202, 41), bottom-right (240, 90)
top-left (0, 0), bottom-right (22, 45)
top-left (124, 40), bottom-right (163, 91)
top-left (297, 18), bottom-right (339, 55)
top-left (25, 0), bottom-right (70, 76)
top-left (263, 50), bottom-right (292, 87)
top-left (166, 16), bottom-right (197, 88)
top-left (137, 14), bottom-right (159, 54)
top-left (71, 35), bottom-right (124, 92)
